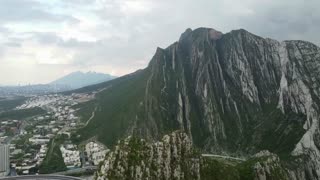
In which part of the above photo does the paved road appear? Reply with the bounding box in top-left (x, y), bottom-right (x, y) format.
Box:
top-left (52, 166), bottom-right (97, 176)
top-left (201, 154), bottom-right (246, 161)
top-left (0, 175), bottom-right (83, 180)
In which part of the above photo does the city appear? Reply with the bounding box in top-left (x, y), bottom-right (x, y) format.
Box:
top-left (0, 92), bottom-right (108, 178)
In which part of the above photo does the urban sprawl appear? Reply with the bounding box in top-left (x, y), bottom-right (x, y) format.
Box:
top-left (0, 93), bottom-right (108, 177)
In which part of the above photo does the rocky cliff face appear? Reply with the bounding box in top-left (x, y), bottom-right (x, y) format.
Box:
top-left (137, 28), bottom-right (320, 179)
top-left (76, 27), bottom-right (320, 179)
top-left (141, 28), bottom-right (306, 151)
top-left (95, 131), bottom-right (200, 180)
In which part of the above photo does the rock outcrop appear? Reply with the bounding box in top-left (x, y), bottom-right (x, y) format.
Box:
top-left (95, 131), bottom-right (200, 180)
top-left (252, 151), bottom-right (288, 180)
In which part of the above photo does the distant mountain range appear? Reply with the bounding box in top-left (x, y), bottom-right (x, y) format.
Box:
top-left (50, 71), bottom-right (116, 89)
top-left (0, 71), bottom-right (116, 96)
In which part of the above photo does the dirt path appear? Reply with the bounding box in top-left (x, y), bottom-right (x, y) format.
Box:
top-left (84, 107), bottom-right (97, 127)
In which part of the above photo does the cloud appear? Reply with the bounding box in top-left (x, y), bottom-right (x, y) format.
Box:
top-left (233, 0), bottom-right (320, 44)
top-left (0, 0), bottom-right (319, 85)
top-left (0, 0), bottom-right (78, 24)
top-left (4, 42), bottom-right (21, 47)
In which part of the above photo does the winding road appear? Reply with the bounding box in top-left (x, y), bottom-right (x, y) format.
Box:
top-left (201, 154), bottom-right (246, 161)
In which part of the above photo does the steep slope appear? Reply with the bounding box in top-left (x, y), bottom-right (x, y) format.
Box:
top-left (74, 27), bottom-right (320, 179)
top-left (51, 71), bottom-right (116, 89)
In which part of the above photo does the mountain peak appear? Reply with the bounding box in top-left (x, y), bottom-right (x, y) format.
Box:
top-left (179, 28), bottom-right (193, 41)
top-left (50, 71), bottom-right (116, 89)
top-left (208, 28), bottom-right (223, 40)
top-left (179, 27), bottom-right (223, 42)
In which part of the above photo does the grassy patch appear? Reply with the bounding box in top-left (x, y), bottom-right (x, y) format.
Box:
top-left (201, 158), bottom-right (240, 180)
top-left (0, 96), bottom-right (26, 112)
top-left (39, 135), bottom-right (68, 174)
top-left (73, 100), bottom-right (97, 123)
top-left (0, 107), bottom-right (46, 120)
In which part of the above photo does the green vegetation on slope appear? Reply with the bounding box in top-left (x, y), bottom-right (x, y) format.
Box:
top-left (236, 156), bottom-right (288, 180)
top-left (73, 100), bottom-right (97, 123)
top-left (248, 104), bottom-right (306, 158)
top-left (39, 135), bottom-right (67, 174)
top-left (200, 158), bottom-right (240, 180)
top-left (74, 70), bottom-right (149, 147)
top-left (0, 96), bottom-right (26, 112)
top-left (200, 156), bottom-right (288, 180)
top-left (0, 107), bottom-right (46, 120)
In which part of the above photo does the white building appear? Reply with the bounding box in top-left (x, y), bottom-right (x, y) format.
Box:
top-left (20, 129), bottom-right (27, 135)
top-left (60, 145), bottom-right (81, 168)
top-left (85, 142), bottom-right (109, 165)
top-left (0, 144), bottom-right (10, 177)
top-left (35, 145), bottom-right (48, 165)
top-left (29, 135), bottom-right (50, 144)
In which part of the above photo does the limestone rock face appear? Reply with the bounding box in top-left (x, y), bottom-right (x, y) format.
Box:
top-left (252, 151), bottom-right (288, 180)
top-left (96, 131), bottom-right (200, 180)
top-left (140, 28), bottom-right (320, 179)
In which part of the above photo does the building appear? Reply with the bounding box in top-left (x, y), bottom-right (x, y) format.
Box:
top-left (91, 150), bottom-right (108, 165)
top-left (29, 135), bottom-right (50, 144)
top-left (60, 145), bottom-right (81, 168)
top-left (0, 144), bottom-right (10, 177)
top-left (85, 141), bottom-right (109, 165)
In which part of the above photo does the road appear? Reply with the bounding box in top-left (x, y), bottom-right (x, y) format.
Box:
top-left (52, 166), bottom-right (97, 176)
top-left (201, 154), bottom-right (246, 161)
top-left (0, 175), bottom-right (83, 180)
top-left (84, 107), bottom-right (97, 127)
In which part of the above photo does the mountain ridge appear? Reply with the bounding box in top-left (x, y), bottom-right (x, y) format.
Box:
top-left (50, 71), bottom-right (116, 89)
top-left (73, 27), bottom-right (320, 179)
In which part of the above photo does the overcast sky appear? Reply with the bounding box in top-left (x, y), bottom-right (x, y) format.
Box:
top-left (0, 0), bottom-right (319, 85)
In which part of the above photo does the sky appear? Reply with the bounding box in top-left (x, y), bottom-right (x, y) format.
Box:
top-left (0, 0), bottom-right (319, 85)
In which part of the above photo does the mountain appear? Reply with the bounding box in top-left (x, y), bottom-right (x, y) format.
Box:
top-left (73, 27), bottom-right (320, 179)
top-left (50, 71), bottom-right (116, 89)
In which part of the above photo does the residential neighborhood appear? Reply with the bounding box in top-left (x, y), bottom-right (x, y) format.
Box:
top-left (60, 144), bottom-right (81, 168)
top-left (0, 92), bottom-right (108, 177)
top-left (85, 142), bottom-right (109, 166)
